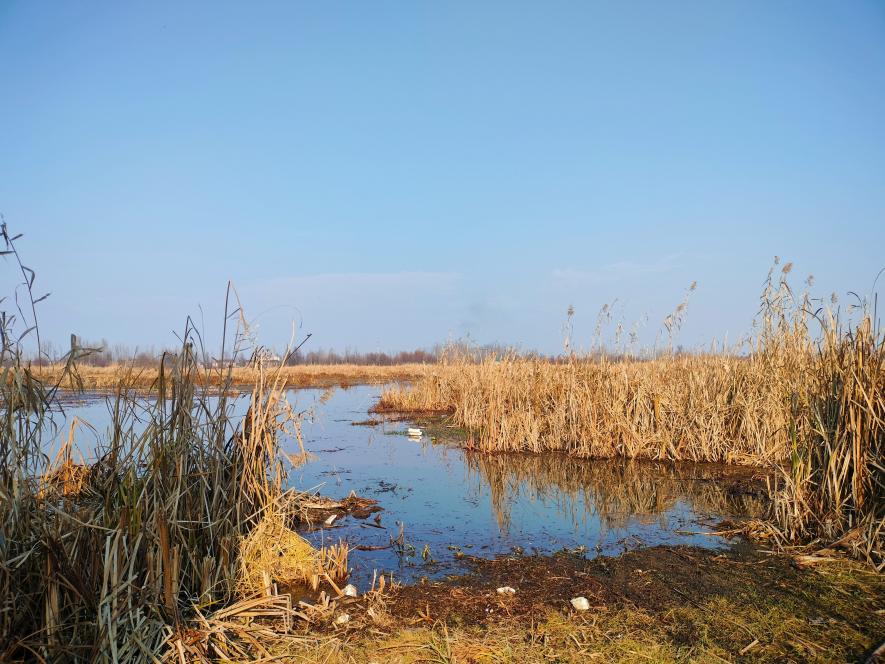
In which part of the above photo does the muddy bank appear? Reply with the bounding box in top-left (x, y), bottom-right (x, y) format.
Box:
top-left (383, 543), bottom-right (869, 625)
top-left (309, 542), bottom-right (885, 663)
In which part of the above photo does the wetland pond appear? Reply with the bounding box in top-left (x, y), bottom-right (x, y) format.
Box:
top-left (54, 385), bottom-right (768, 591)
top-left (287, 386), bottom-right (767, 589)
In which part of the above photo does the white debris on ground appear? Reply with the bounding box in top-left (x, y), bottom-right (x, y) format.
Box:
top-left (496, 586), bottom-right (517, 595)
top-left (570, 597), bottom-right (590, 611)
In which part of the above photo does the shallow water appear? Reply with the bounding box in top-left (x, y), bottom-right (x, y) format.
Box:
top-left (47, 385), bottom-right (765, 591)
top-left (289, 386), bottom-right (764, 590)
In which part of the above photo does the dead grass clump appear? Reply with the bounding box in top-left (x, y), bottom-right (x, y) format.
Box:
top-left (239, 511), bottom-right (324, 595)
top-left (239, 509), bottom-right (349, 595)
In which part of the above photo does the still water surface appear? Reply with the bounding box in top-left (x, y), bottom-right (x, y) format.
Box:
top-left (51, 385), bottom-right (763, 590)
top-left (291, 386), bottom-right (762, 589)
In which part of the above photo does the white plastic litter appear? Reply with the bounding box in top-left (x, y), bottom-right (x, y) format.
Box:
top-left (407, 427), bottom-right (422, 437)
top-left (496, 586), bottom-right (517, 595)
top-left (335, 613), bottom-right (351, 625)
top-left (570, 597), bottom-right (590, 611)
top-left (343, 584), bottom-right (358, 598)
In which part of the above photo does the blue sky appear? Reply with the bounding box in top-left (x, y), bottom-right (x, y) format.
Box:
top-left (2, 1), bottom-right (884, 356)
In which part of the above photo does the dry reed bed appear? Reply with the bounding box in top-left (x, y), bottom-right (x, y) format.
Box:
top-left (0, 223), bottom-right (351, 661)
top-left (380, 266), bottom-right (884, 564)
top-left (29, 362), bottom-right (427, 391)
top-left (1, 346), bottom-right (351, 661)
top-left (380, 354), bottom-right (802, 464)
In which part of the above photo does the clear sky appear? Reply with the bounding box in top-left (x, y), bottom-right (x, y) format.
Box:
top-left (2, 1), bottom-right (884, 356)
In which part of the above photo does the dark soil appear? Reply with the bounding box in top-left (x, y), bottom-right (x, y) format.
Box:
top-left (364, 543), bottom-right (885, 660)
top-left (383, 544), bottom-right (777, 624)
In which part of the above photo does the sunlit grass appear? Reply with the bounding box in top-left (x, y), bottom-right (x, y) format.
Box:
top-left (379, 262), bottom-right (884, 564)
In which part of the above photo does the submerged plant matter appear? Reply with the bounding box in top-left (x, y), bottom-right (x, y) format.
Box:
top-left (0, 226), bottom-right (348, 661)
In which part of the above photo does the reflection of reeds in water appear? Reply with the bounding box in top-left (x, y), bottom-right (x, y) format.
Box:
top-left (466, 452), bottom-right (768, 534)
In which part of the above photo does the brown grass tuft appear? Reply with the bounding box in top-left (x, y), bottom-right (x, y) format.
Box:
top-left (239, 508), bottom-right (349, 596)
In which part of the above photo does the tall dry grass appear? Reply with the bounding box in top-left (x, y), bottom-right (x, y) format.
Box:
top-left (771, 313), bottom-right (884, 564)
top-left (379, 262), bottom-right (884, 563)
top-left (380, 354), bottom-right (801, 463)
top-left (0, 227), bottom-right (348, 661)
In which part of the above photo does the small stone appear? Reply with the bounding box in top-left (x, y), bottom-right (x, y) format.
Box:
top-left (496, 586), bottom-right (516, 595)
top-left (570, 597), bottom-right (590, 611)
top-left (343, 584), bottom-right (358, 597)
top-left (334, 612), bottom-right (351, 625)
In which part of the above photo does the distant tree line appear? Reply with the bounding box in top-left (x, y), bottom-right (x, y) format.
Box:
top-left (284, 347), bottom-right (436, 366)
top-left (32, 338), bottom-right (175, 367)
top-left (28, 337), bottom-right (688, 368)
top-left (30, 338), bottom-right (441, 367)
